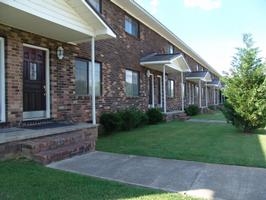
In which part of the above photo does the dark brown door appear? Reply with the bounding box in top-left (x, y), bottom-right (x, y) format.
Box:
top-left (23, 47), bottom-right (46, 112)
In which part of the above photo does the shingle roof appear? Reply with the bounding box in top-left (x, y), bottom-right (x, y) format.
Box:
top-left (186, 71), bottom-right (209, 78)
top-left (140, 53), bottom-right (181, 63)
top-left (209, 79), bottom-right (220, 85)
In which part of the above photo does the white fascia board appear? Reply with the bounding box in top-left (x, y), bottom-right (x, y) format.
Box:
top-left (140, 60), bottom-right (171, 65)
top-left (79, 0), bottom-right (116, 38)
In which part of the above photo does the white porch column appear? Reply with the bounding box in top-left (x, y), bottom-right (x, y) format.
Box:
top-left (91, 37), bottom-right (96, 125)
top-left (199, 80), bottom-right (202, 108)
top-left (181, 72), bottom-right (184, 112)
top-left (163, 65), bottom-right (166, 113)
top-left (213, 87), bottom-right (216, 105)
top-left (152, 74), bottom-right (155, 108)
top-left (205, 83), bottom-right (208, 107)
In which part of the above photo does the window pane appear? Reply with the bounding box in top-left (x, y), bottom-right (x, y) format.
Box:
top-left (125, 16), bottom-right (139, 37)
top-left (125, 70), bottom-right (139, 96)
top-left (75, 60), bottom-right (88, 95)
top-left (87, 0), bottom-right (100, 12)
top-left (167, 80), bottom-right (174, 97)
top-left (89, 62), bottom-right (101, 96)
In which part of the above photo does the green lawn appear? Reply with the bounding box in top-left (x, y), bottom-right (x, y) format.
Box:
top-left (191, 111), bottom-right (226, 121)
top-left (0, 160), bottom-right (196, 200)
top-left (97, 121), bottom-right (266, 168)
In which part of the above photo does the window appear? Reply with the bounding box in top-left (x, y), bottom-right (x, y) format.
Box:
top-left (125, 15), bottom-right (139, 37)
top-left (167, 80), bottom-right (174, 98)
top-left (168, 44), bottom-right (174, 54)
top-left (87, 0), bottom-right (101, 13)
top-left (75, 59), bottom-right (101, 96)
top-left (0, 37), bottom-right (5, 122)
top-left (125, 69), bottom-right (139, 96)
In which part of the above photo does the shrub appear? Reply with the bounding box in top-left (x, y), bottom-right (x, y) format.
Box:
top-left (117, 108), bottom-right (148, 131)
top-left (99, 112), bottom-right (122, 134)
top-left (222, 34), bottom-right (266, 133)
top-left (146, 108), bottom-right (163, 124)
top-left (185, 105), bottom-right (200, 116)
top-left (208, 105), bottom-right (216, 111)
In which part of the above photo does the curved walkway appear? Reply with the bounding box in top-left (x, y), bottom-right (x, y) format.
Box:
top-left (48, 151), bottom-right (266, 200)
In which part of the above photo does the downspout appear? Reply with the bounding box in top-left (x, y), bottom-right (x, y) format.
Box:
top-left (91, 37), bottom-right (96, 125)
top-left (199, 80), bottom-right (202, 108)
top-left (205, 83), bottom-right (208, 107)
top-left (181, 72), bottom-right (184, 112)
top-left (163, 65), bottom-right (166, 113)
top-left (213, 87), bottom-right (216, 105)
top-left (151, 74), bottom-right (155, 108)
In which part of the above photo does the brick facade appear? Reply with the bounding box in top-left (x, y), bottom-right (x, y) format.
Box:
top-left (0, 0), bottom-right (220, 126)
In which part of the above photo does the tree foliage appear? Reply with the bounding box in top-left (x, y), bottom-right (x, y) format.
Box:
top-left (222, 34), bottom-right (266, 133)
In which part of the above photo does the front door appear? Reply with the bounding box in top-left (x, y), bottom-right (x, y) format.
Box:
top-left (23, 47), bottom-right (46, 119)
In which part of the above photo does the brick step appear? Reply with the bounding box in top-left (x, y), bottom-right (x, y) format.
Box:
top-left (19, 119), bottom-right (54, 128)
top-left (176, 113), bottom-right (190, 121)
top-left (21, 130), bottom-right (89, 154)
top-left (33, 141), bottom-right (93, 164)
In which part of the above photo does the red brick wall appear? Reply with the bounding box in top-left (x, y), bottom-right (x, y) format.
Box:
top-left (0, 24), bottom-right (80, 125)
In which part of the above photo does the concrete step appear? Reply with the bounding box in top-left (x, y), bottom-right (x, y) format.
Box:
top-left (33, 142), bottom-right (92, 164)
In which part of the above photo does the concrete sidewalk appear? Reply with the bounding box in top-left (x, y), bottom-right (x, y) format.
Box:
top-left (48, 151), bottom-right (266, 200)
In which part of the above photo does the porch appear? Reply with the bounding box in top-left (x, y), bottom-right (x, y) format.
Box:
top-left (0, 122), bottom-right (98, 164)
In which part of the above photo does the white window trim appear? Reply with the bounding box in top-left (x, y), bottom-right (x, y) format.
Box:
top-left (22, 43), bottom-right (50, 120)
top-left (0, 37), bottom-right (6, 122)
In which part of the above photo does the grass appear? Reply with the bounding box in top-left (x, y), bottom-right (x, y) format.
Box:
top-left (97, 121), bottom-right (266, 168)
top-left (191, 111), bottom-right (226, 121)
top-left (0, 159), bottom-right (196, 200)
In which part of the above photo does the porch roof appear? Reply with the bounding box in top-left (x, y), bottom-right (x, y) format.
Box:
top-left (186, 71), bottom-right (212, 82)
top-left (0, 0), bottom-right (116, 43)
top-left (206, 79), bottom-right (222, 88)
top-left (140, 53), bottom-right (191, 74)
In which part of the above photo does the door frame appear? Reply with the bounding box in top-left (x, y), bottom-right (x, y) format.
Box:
top-left (0, 37), bottom-right (6, 122)
top-left (22, 43), bottom-right (50, 120)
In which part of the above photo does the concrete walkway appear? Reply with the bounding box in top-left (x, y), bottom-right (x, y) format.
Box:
top-left (48, 151), bottom-right (266, 200)
top-left (187, 119), bottom-right (227, 123)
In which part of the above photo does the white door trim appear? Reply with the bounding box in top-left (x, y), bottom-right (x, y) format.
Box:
top-left (0, 37), bottom-right (6, 122)
top-left (22, 43), bottom-right (50, 120)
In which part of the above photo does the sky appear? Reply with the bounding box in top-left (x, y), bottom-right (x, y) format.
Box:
top-left (134, 0), bottom-right (266, 75)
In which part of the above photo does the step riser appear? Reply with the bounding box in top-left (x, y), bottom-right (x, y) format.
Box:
top-left (21, 129), bottom-right (95, 154)
top-left (33, 142), bottom-right (93, 165)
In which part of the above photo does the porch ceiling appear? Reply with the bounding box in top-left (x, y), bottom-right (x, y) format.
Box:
top-left (140, 53), bottom-right (191, 74)
top-left (0, 0), bottom-right (116, 43)
top-left (207, 79), bottom-right (222, 88)
top-left (186, 71), bottom-right (212, 82)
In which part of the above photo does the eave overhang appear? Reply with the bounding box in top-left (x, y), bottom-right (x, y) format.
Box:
top-left (0, 0), bottom-right (116, 43)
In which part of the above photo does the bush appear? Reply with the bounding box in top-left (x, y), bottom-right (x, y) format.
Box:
top-left (146, 108), bottom-right (163, 124)
top-left (208, 105), bottom-right (216, 111)
top-left (99, 112), bottom-right (122, 134)
top-left (118, 108), bottom-right (148, 131)
top-left (221, 100), bottom-right (258, 133)
top-left (185, 105), bottom-right (200, 116)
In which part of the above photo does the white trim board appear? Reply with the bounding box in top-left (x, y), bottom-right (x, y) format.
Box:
top-left (22, 44), bottom-right (50, 120)
top-left (0, 37), bottom-right (6, 122)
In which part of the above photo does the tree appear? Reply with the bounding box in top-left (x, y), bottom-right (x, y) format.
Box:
top-left (222, 34), bottom-right (266, 133)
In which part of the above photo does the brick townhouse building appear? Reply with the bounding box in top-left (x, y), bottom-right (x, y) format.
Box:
top-left (0, 0), bottom-right (222, 162)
